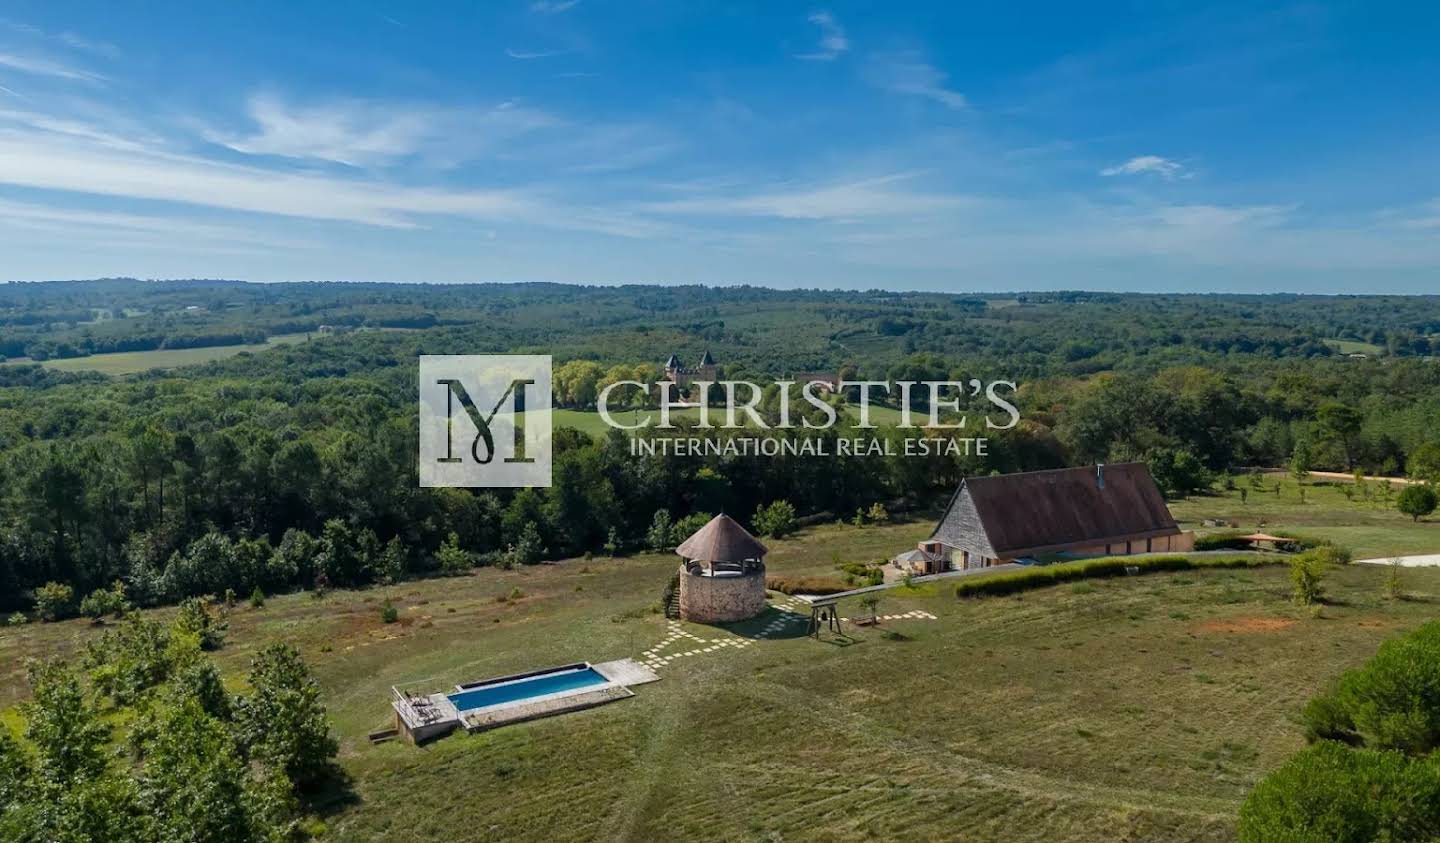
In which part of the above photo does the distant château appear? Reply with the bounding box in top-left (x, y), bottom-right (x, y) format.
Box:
top-left (664, 350), bottom-right (717, 387)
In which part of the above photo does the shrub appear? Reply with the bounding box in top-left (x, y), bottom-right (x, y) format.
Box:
top-left (436, 531), bottom-right (472, 576)
top-left (866, 502), bottom-right (890, 524)
top-left (1307, 621), bottom-right (1440, 755)
top-left (646, 510), bottom-right (674, 552)
top-left (503, 522), bottom-right (544, 568)
top-left (670, 512), bottom-right (713, 546)
top-left (7, 611), bottom-right (27, 626)
top-left (766, 575), bottom-right (850, 595)
top-left (753, 501), bottom-right (797, 538)
top-left (1290, 549), bottom-right (1329, 605)
top-left (249, 586), bottom-right (265, 609)
top-left (954, 554), bottom-right (1275, 599)
top-left (1397, 484), bottom-right (1438, 522)
top-left (172, 597), bottom-right (227, 651)
top-left (836, 560), bottom-right (884, 587)
top-left (1386, 559), bottom-right (1406, 601)
top-left (78, 582), bottom-right (129, 622)
top-left (380, 600), bottom-right (398, 624)
top-left (1238, 742), bottom-right (1440, 842)
top-left (33, 581), bottom-right (76, 622)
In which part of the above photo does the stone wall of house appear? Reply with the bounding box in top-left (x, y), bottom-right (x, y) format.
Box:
top-left (678, 566), bottom-right (767, 623)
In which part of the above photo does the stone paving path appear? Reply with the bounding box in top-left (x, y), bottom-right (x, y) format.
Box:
top-left (638, 596), bottom-right (938, 673)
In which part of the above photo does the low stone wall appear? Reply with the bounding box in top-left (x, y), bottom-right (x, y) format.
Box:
top-left (678, 566), bottom-right (767, 623)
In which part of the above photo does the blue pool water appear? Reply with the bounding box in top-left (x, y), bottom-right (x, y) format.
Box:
top-left (447, 666), bottom-right (608, 712)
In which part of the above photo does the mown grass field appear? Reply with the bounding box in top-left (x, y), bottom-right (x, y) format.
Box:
top-left (5, 507), bottom-right (1440, 842)
top-left (1171, 471), bottom-right (1440, 559)
top-left (22, 332), bottom-right (313, 374)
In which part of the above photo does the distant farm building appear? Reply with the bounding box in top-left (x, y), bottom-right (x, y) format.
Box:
top-left (675, 513), bottom-right (768, 623)
top-left (900, 463), bottom-right (1193, 573)
top-left (790, 370), bottom-right (840, 392)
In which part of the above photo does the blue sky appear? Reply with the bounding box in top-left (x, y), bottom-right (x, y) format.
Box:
top-left (1, 1), bottom-right (1438, 292)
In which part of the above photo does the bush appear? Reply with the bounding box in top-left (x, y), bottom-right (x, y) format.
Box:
top-left (1239, 742), bottom-right (1440, 842)
top-left (436, 531), bottom-right (472, 576)
top-left (78, 582), bottom-right (129, 622)
top-left (33, 581), bottom-right (76, 622)
top-left (954, 554), bottom-right (1275, 599)
top-left (1397, 484), bottom-right (1438, 522)
top-left (1306, 621), bottom-right (1440, 755)
top-left (7, 611), bottom-right (27, 626)
top-left (646, 510), bottom-right (674, 552)
top-left (380, 600), bottom-right (398, 624)
top-left (670, 512), bottom-right (713, 546)
top-left (1194, 530), bottom-right (1336, 553)
top-left (172, 597), bottom-right (227, 651)
top-left (1290, 549), bottom-right (1329, 605)
top-left (753, 500), bottom-right (797, 538)
top-left (836, 560), bottom-right (884, 587)
top-left (249, 586), bottom-right (265, 609)
top-left (766, 575), bottom-right (849, 595)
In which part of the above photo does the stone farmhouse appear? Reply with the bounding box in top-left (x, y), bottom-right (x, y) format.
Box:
top-left (900, 463), bottom-right (1194, 574)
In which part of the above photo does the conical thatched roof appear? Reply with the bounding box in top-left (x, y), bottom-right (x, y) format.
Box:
top-left (675, 513), bottom-right (768, 563)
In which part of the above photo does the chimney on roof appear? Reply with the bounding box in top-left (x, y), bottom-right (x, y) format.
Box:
top-left (1096, 463), bottom-right (1106, 489)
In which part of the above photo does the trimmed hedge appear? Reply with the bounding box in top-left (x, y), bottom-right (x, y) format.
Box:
top-left (767, 575), bottom-right (850, 595)
top-left (1194, 530), bottom-right (1343, 555)
top-left (954, 554), bottom-right (1277, 598)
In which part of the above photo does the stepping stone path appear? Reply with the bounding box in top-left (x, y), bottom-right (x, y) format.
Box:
top-left (636, 596), bottom-right (937, 672)
top-left (638, 619), bottom-right (753, 672)
top-left (839, 609), bottom-right (938, 623)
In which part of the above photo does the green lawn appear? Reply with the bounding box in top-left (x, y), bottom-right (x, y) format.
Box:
top-left (1322, 338), bottom-right (1383, 355)
top-left (27, 332), bottom-right (313, 375)
top-left (5, 513), bottom-right (1439, 841)
top-left (1171, 471), bottom-right (1440, 559)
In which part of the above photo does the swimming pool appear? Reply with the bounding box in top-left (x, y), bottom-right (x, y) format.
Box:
top-left (446, 665), bottom-right (610, 713)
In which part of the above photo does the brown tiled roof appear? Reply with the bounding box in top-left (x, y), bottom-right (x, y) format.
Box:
top-left (931, 463), bottom-right (1179, 558)
top-left (676, 513), bottom-right (768, 563)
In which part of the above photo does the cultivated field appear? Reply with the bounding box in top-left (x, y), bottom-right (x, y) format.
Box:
top-left (22, 332), bottom-right (313, 374)
top-left (4, 512), bottom-right (1438, 842)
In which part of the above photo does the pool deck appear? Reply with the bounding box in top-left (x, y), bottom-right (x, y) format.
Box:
top-left (593, 658), bottom-right (661, 686)
top-left (462, 683), bottom-right (634, 732)
top-left (392, 658), bottom-right (660, 742)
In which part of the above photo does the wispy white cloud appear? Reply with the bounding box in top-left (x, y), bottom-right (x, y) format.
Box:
top-left (0, 198), bottom-right (316, 249)
top-left (200, 93), bottom-right (558, 167)
top-left (797, 11), bottom-right (848, 61)
top-left (865, 53), bottom-right (966, 109)
top-left (0, 18), bottom-right (118, 56)
top-left (639, 173), bottom-right (969, 221)
top-left (505, 47), bottom-right (563, 60)
top-left (0, 51), bottom-right (104, 82)
top-left (1152, 203), bottom-right (1289, 228)
top-left (0, 103), bottom-right (679, 240)
top-left (529, 0), bottom-right (579, 14)
top-left (1101, 155), bottom-right (1188, 180)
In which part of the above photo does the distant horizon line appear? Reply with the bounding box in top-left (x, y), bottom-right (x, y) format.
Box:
top-left (3, 276), bottom-right (1439, 299)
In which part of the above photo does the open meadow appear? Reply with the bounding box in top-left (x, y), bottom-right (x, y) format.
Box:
top-left (14, 332), bottom-right (313, 374)
top-left (4, 511), bottom-right (1439, 842)
top-left (1172, 471), bottom-right (1440, 559)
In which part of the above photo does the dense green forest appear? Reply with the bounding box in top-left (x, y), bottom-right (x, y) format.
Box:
top-left (3, 280), bottom-right (1440, 613)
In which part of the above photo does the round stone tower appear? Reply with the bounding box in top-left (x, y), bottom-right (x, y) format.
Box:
top-left (675, 513), bottom-right (768, 624)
